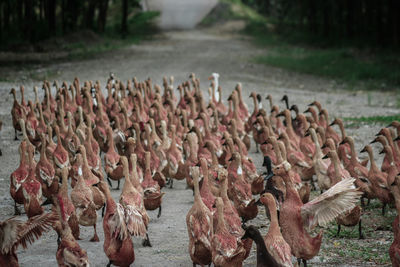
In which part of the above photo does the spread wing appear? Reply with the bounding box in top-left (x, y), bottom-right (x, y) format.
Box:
top-left (0, 217), bottom-right (22, 254)
top-left (109, 203), bottom-right (129, 241)
top-left (0, 212), bottom-right (57, 254)
top-left (301, 178), bottom-right (362, 231)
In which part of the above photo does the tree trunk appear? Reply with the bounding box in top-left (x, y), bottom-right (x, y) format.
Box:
top-left (47, 0), bottom-right (56, 34)
top-left (85, 0), bottom-right (96, 30)
top-left (25, 0), bottom-right (34, 41)
top-left (97, 0), bottom-right (109, 33)
top-left (345, 0), bottom-right (354, 38)
top-left (121, 0), bottom-right (128, 35)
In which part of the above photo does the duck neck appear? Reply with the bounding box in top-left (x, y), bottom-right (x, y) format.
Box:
top-left (193, 173), bottom-right (201, 204)
top-left (218, 87), bottom-right (223, 104)
top-left (40, 137), bottom-right (47, 161)
top-left (209, 144), bottom-right (218, 166)
top-left (367, 148), bottom-right (378, 172)
top-left (271, 140), bottom-right (283, 164)
top-left (11, 90), bottom-right (17, 103)
top-left (252, 95), bottom-right (258, 114)
top-left (20, 143), bottom-right (27, 166)
top-left (332, 153), bottom-right (342, 184)
top-left (170, 128), bottom-right (177, 149)
top-left (215, 203), bottom-right (226, 233)
top-left (348, 140), bottom-right (357, 162)
top-left (20, 87), bottom-right (25, 105)
top-left (386, 132), bottom-right (400, 157)
top-left (266, 200), bottom-right (279, 232)
top-left (221, 178), bottom-right (229, 200)
top-left (311, 130), bottom-right (321, 157)
top-left (337, 120), bottom-right (346, 140)
top-left (188, 137), bottom-right (197, 162)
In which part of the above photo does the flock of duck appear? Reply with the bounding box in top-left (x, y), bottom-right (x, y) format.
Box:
top-left (2, 73), bottom-right (400, 267)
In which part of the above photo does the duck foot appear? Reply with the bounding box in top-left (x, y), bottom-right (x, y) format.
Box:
top-left (106, 260), bottom-right (112, 267)
top-left (107, 177), bottom-right (113, 187)
top-left (359, 219), bottom-right (364, 239)
top-left (361, 197), bottom-right (365, 207)
top-left (14, 130), bottom-right (18, 141)
top-left (335, 224), bottom-right (341, 237)
top-left (41, 197), bottom-right (53, 206)
top-left (142, 233), bottom-right (152, 247)
top-left (302, 259), bottom-right (307, 267)
top-left (90, 224), bottom-right (100, 242)
top-left (102, 204), bottom-right (106, 217)
top-left (157, 205), bottom-right (162, 218)
top-left (14, 202), bottom-right (21, 215)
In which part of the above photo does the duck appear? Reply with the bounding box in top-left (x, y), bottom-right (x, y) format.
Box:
top-left (241, 225), bottom-right (280, 267)
top-left (322, 151), bottom-right (364, 239)
top-left (306, 128), bottom-right (330, 192)
top-left (22, 144), bottom-right (43, 218)
top-left (55, 195), bottom-right (90, 267)
top-left (58, 167), bottom-right (80, 240)
top-left (104, 126), bottom-right (123, 189)
top-left (211, 197), bottom-right (247, 267)
top-left (36, 133), bottom-right (57, 201)
top-left (259, 192), bottom-right (293, 267)
top-left (275, 163), bottom-right (362, 266)
top-left (217, 168), bottom-right (253, 258)
top-left (119, 156), bottom-right (147, 237)
top-left (142, 151), bottom-right (165, 218)
top-left (70, 152), bottom-right (99, 242)
top-left (98, 181), bottom-right (135, 267)
top-left (276, 109), bottom-right (300, 150)
top-left (53, 125), bottom-right (70, 170)
top-left (389, 173), bottom-right (400, 266)
top-left (360, 145), bottom-right (392, 215)
top-left (10, 141), bottom-right (29, 215)
top-left (199, 158), bottom-right (216, 212)
top-left (186, 166), bottom-right (213, 267)
top-left (10, 88), bottom-right (27, 140)
top-left (0, 212), bottom-right (57, 267)
top-left (227, 152), bottom-right (258, 222)
top-left (370, 135), bottom-right (391, 173)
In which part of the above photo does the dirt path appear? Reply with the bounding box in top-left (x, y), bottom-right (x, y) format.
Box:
top-left (0, 25), bottom-right (399, 266)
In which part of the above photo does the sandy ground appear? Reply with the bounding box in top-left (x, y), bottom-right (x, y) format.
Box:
top-left (0, 24), bottom-right (399, 266)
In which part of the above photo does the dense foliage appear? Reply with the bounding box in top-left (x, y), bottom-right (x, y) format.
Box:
top-left (0, 0), bottom-right (142, 48)
top-left (241, 0), bottom-right (400, 47)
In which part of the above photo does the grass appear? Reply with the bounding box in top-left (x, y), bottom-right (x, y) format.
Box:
top-left (307, 189), bottom-right (394, 266)
top-left (217, 0), bottom-right (400, 89)
top-left (343, 115), bottom-right (400, 128)
top-left (66, 11), bottom-right (160, 61)
top-left (249, 22), bottom-right (400, 89)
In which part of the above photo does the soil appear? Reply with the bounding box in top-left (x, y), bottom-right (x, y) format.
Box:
top-left (0, 22), bottom-right (399, 266)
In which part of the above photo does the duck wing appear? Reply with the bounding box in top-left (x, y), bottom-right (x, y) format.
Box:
top-left (0, 212), bottom-right (57, 254)
top-left (300, 178), bottom-right (362, 231)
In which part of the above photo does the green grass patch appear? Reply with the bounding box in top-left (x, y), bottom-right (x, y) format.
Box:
top-left (213, 0), bottom-right (400, 88)
top-left (67, 11), bottom-right (159, 61)
top-left (247, 21), bottom-right (400, 88)
top-left (343, 115), bottom-right (400, 126)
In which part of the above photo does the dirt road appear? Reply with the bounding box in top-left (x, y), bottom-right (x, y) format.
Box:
top-left (0, 25), bottom-right (399, 266)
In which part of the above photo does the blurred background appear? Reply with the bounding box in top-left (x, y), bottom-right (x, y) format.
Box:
top-left (0, 0), bottom-right (399, 88)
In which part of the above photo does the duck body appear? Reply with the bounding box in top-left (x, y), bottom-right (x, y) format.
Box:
top-left (186, 166), bottom-right (213, 266)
